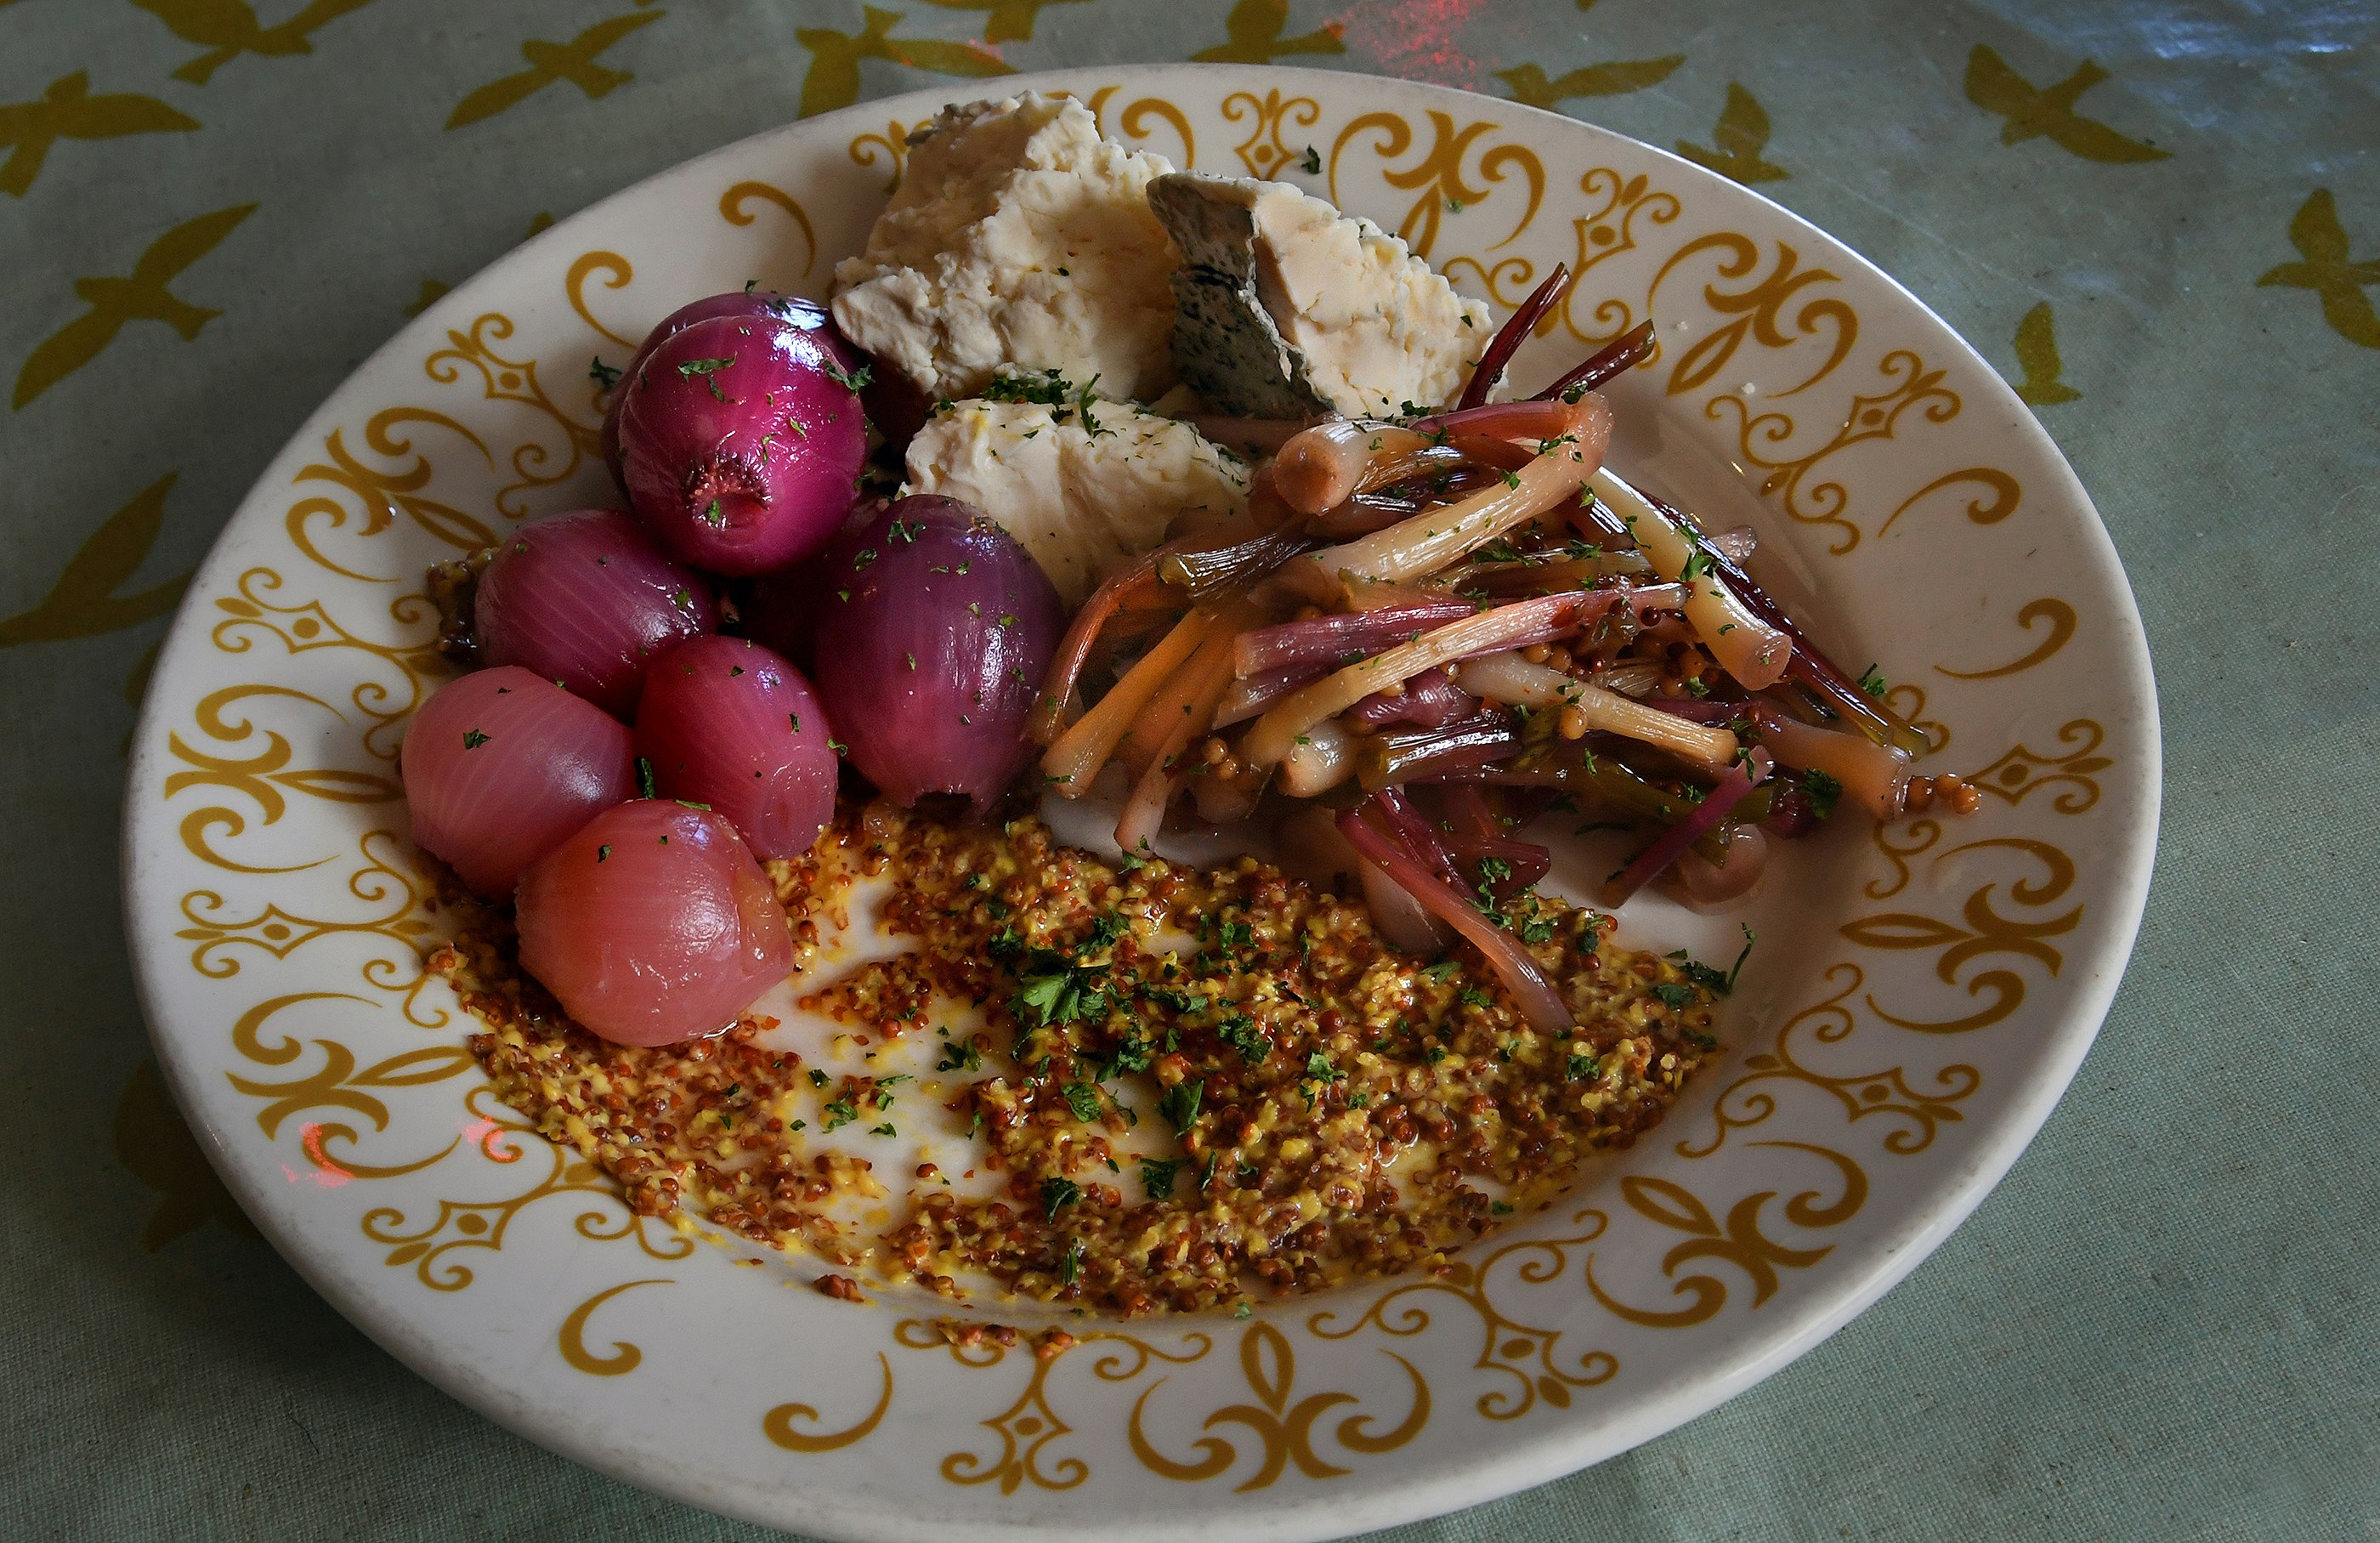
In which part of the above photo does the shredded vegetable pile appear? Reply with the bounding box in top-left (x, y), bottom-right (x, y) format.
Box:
top-left (1031, 270), bottom-right (1979, 1039)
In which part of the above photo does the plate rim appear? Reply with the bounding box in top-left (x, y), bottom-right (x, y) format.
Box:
top-left (121, 60), bottom-right (2162, 1541)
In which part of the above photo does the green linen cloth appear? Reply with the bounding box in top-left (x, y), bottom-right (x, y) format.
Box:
top-left (4, 1), bottom-right (2374, 1537)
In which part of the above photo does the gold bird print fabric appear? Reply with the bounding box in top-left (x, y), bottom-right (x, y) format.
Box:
top-left (0, 9), bottom-right (2372, 1540)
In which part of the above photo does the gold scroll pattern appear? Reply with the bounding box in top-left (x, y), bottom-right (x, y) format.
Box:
top-left (1708, 349), bottom-right (1964, 555)
top-left (1936, 598), bottom-right (2079, 680)
top-left (1130, 1322), bottom-right (1430, 1491)
top-left (1652, 232), bottom-right (1858, 399)
top-left (286, 409), bottom-right (497, 582)
top-left (844, 118), bottom-right (934, 194)
top-left (1840, 836), bottom-right (2085, 1034)
top-left (1330, 109), bottom-right (1545, 260)
top-left (1967, 718), bottom-right (2112, 814)
top-left (1081, 87), bottom-right (1198, 167)
top-left (424, 310), bottom-right (601, 519)
top-left (891, 1319), bottom-right (1216, 1493)
top-left (719, 181), bottom-right (821, 277)
top-left (360, 1086), bottom-right (695, 1291)
top-left (1221, 86), bottom-right (1321, 179)
top-left (1309, 1211), bottom-right (1620, 1421)
top-left (558, 1279), bottom-right (672, 1376)
top-left (1587, 1143), bottom-right (1868, 1329)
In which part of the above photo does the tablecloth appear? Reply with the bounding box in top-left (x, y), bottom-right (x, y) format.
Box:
top-left (4, 0), bottom-right (2374, 1537)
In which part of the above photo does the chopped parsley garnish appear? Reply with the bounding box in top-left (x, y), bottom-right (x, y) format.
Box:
top-left (676, 355), bottom-right (734, 400)
top-left (587, 356), bottom-right (620, 389)
top-left (868, 1122), bottom-right (897, 1137)
top-left (979, 367), bottom-right (1073, 406)
top-left (1800, 768), bottom-right (1844, 820)
top-left (635, 757), bottom-right (655, 797)
top-left (1651, 982), bottom-right (1697, 1009)
top-left (1158, 1078), bottom-right (1204, 1131)
top-left (1040, 1176), bottom-right (1080, 1219)
top-left (1062, 1082), bottom-right (1102, 1123)
top-left (821, 357), bottom-right (872, 394)
top-left (700, 498), bottom-right (724, 527)
top-left (1674, 925), bottom-right (1759, 995)
top-left (1566, 1052), bottom-right (1600, 1082)
top-left (461, 728), bottom-right (490, 750)
top-left (1009, 952), bottom-right (1108, 1024)
top-left (820, 1098), bottom-right (858, 1132)
top-left (595, 844), bottom-right (610, 862)
top-left (1857, 663), bottom-right (1888, 698)
top-left (1300, 144), bottom-right (1322, 174)
top-left (1216, 1013), bottom-right (1269, 1064)
top-left (1139, 1157), bottom-right (1181, 1200)
top-left (937, 1041), bottom-right (983, 1075)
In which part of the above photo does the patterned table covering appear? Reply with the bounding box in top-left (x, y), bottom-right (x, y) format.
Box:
top-left (3, 1), bottom-right (2373, 1538)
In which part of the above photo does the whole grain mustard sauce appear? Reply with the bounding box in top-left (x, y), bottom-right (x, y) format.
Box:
top-left (438, 799), bottom-right (1724, 1317)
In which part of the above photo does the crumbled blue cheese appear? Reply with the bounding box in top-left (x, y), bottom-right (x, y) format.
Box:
top-left (904, 395), bottom-right (1249, 606)
top-left (831, 94), bottom-right (1181, 403)
top-left (1148, 170), bottom-right (1490, 419)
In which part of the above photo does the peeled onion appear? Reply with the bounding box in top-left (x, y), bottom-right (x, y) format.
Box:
top-left (602, 290), bottom-right (842, 486)
top-left (811, 496), bottom-right (1063, 814)
top-left (740, 496), bottom-right (886, 675)
top-left (634, 635), bottom-right (839, 860)
top-left (400, 666), bottom-right (635, 896)
top-left (1660, 824), bottom-right (1771, 910)
top-left (615, 312), bottom-right (869, 575)
top-left (473, 508), bottom-right (714, 718)
top-left (514, 800), bottom-right (792, 1047)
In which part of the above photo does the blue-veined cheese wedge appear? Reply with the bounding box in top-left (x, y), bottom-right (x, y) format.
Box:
top-left (1148, 170), bottom-right (1491, 419)
top-left (904, 388), bottom-right (1249, 607)
top-left (831, 94), bottom-right (1182, 404)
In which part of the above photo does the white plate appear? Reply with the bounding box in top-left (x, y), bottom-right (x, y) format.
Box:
top-left (122, 64), bottom-right (2158, 1541)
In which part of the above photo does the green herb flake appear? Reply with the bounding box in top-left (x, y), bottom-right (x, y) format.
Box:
top-left (1217, 1013), bottom-right (1269, 1064)
top-left (461, 728), bottom-right (490, 750)
top-left (1159, 1078), bottom-right (1204, 1131)
top-left (1040, 1175), bottom-right (1081, 1220)
top-left (676, 355), bottom-right (734, 400)
top-left (1801, 768), bottom-right (1844, 820)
